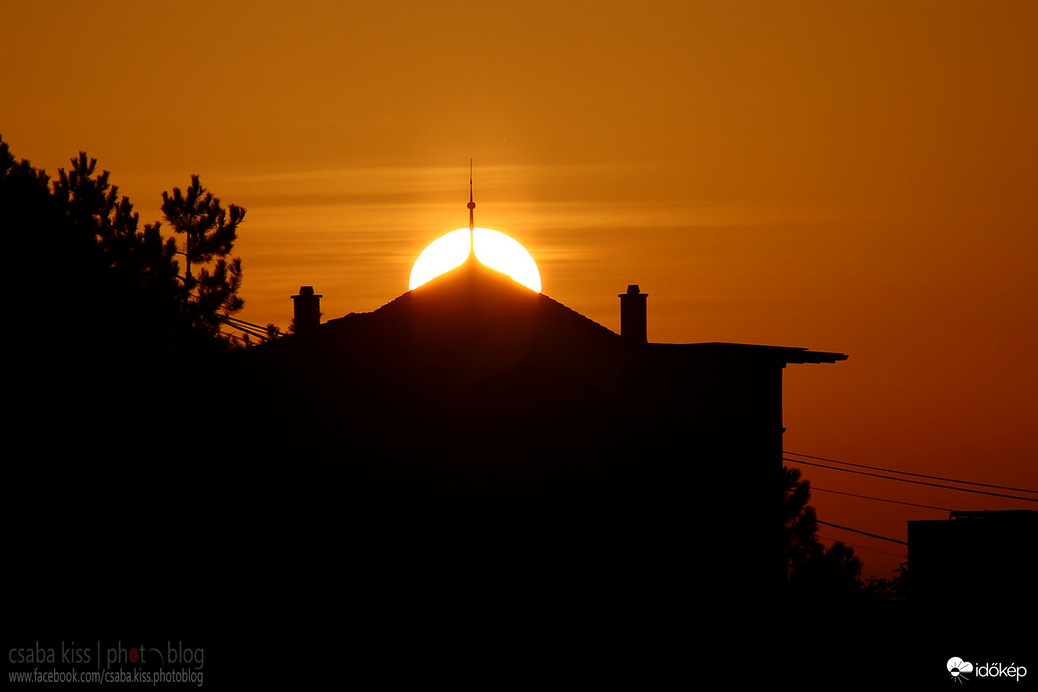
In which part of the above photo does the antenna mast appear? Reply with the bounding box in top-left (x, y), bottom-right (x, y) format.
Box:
top-left (467, 159), bottom-right (476, 252)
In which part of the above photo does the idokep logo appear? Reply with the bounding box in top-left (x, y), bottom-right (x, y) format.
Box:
top-left (947, 656), bottom-right (1028, 683)
top-left (948, 657), bottom-right (974, 683)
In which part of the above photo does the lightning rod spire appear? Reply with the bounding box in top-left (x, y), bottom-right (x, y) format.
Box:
top-left (467, 159), bottom-right (476, 253)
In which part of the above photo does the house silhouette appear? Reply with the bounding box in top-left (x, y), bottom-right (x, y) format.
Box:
top-left (909, 510), bottom-right (1037, 609)
top-left (230, 251), bottom-right (847, 611)
top-left (6, 240), bottom-right (851, 686)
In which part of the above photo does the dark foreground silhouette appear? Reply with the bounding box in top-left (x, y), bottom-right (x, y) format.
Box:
top-left (10, 256), bottom-right (856, 682)
top-left (8, 141), bottom-right (1029, 685)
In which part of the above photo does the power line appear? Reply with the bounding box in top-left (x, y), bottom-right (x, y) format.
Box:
top-left (787, 451), bottom-right (1037, 575)
top-left (790, 452), bottom-right (1035, 556)
top-left (812, 486), bottom-right (956, 513)
top-left (815, 520), bottom-right (907, 546)
top-left (223, 315), bottom-right (270, 331)
top-left (785, 450), bottom-right (1038, 495)
top-left (784, 458), bottom-right (1038, 503)
top-left (223, 316), bottom-right (274, 340)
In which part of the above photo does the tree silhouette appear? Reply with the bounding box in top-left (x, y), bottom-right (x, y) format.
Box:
top-left (783, 465), bottom-right (818, 575)
top-left (6, 138), bottom-right (256, 619)
top-left (51, 152), bottom-right (183, 351)
top-left (863, 561), bottom-right (909, 601)
top-left (783, 465), bottom-right (865, 599)
top-left (2, 135), bottom-right (250, 355)
top-left (161, 175), bottom-right (246, 343)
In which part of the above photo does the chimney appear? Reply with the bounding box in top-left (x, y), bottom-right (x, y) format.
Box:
top-left (618, 284), bottom-right (647, 343)
top-left (291, 286), bottom-right (323, 334)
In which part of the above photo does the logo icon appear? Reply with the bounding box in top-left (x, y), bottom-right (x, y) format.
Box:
top-left (948, 657), bottom-right (973, 683)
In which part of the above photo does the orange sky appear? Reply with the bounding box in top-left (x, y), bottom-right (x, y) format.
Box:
top-left (6, 0), bottom-right (1037, 577)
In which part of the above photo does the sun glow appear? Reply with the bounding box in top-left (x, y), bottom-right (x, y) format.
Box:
top-left (408, 228), bottom-right (542, 292)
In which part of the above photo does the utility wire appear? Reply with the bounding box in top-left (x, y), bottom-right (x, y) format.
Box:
top-left (785, 450), bottom-right (1038, 495)
top-left (815, 520), bottom-right (908, 546)
top-left (223, 315), bottom-right (271, 331)
top-left (784, 458), bottom-right (1038, 503)
top-left (812, 486), bottom-right (957, 513)
top-left (220, 314), bottom-right (280, 343)
top-left (786, 450), bottom-right (1036, 566)
top-left (223, 316), bottom-right (272, 337)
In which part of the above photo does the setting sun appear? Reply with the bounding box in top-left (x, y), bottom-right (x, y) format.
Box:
top-left (408, 228), bottom-right (542, 292)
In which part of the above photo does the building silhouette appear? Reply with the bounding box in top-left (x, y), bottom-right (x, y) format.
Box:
top-left (908, 510), bottom-right (1037, 609)
top-left (231, 247), bottom-right (847, 610)
top-left (290, 285), bottom-right (323, 334)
